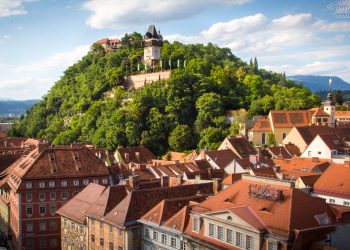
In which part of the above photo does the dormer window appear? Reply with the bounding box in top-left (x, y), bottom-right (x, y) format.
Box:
top-left (26, 182), bottom-right (32, 189)
top-left (102, 178), bottom-right (108, 185)
top-left (49, 181), bottom-right (55, 188)
top-left (83, 179), bottom-right (89, 185)
top-left (192, 218), bottom-right (199, 232)
top-left (267, 241), bottom-right (276, 250)
top-left (61, 180), bottom-right (67, 187)
top-left (39, 181), bottom-right (45, 188)
top-left (73, 180), bottom-right (80, 187)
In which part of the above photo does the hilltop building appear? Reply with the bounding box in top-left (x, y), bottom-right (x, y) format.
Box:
top-left (143, 25), bottom-right (163, 66)
top-left (96, 38), bottom-right (122, 51)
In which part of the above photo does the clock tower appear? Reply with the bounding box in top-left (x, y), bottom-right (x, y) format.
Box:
top-left (143, 25), bottom-right (163, 66)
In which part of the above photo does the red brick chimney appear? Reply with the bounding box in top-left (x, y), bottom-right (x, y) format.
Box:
top-left (213, 178), bottom-right (222, 194)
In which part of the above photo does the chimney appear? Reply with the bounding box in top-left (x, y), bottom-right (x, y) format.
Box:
top-left (129, 175), bottom-right (139, 189)
top-left (177, 175), bottom-right (184, 185)
top-left (311, 157), bottom-right (319, 163)
top-left (135, 151), bottom-right (140, 163)
top-left (21, 141), bottom-right (24, 148)
top-left (3, 140), bottom-right (7, 148)
top-left (212, 178), bottom-right (223, 194)
top-left (274, 165), bottom-right (281, 173)
top-left (125, 153), bottom-right (130, 162)
top-left (207, 168), bottom-right (213, 179)
top-left (161, 175), bottom-right (169, 187)
top-left (200, 149), bottom-right (206, 160)
top-left (38, 142), bottom-right (49, 153)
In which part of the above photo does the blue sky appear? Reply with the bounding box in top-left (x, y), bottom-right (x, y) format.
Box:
top-left (0, 0), bottom-right (350, 100)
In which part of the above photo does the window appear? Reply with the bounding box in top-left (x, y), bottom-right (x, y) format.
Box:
top-left (93, 178), bottom-right (99, 184)
top-left (262, 133), bottom-right (266, 145)
top-left (39, 238), bottom-right (47, 249)
top-left (91, 234), bottom-right (95, 242)
top-left (26, 206), bottom-right (33, 217)
top-left (171, 237), bottom-right (176, 247)
top-left (26, 182), bottom-right (32, 189)
top-left (39, 222), bottom-right (46, 231)
top-left (26, 193), bottom-right (32, 202)
top-left (308, 151), bottom-right (312, 157)
top-left (80, 225), bottom-right (84, 234)
top-left (109, 242), bottom-right (114, 250)
top-left (27, 239), bottom-right (34, 249)
top-left (192, 218), bottom-right (199, 232)
top-left (39, 192), bottom-right (45, 201)
top-left (71, 222), bottom-right (75, 230)
top-left (118, 228), bottom-right (122, 236)
top-left (109, 224), bottom-right (113, 233)
top-left (26, 223), bottom-right (33, 232)
top-left (153, 231), bottom-right (159, 240)
top-left (39, 181), bottom-right (45, 188)
top-left (50, 220), bottom-right (57, 230)
top-left (83, 179), bottom-right (89, 185)
top-left (323, 118), bottom-right (328, 122)
top-left (100, 221), bottom-right (104, 229)
top-left (318, 151), bottom-right (322, 155)
top-left (268, 242), bottom-right (276, 250)
top-left (145, 228), bottom-right (150, 238)
top-left (181, 242), bottom-right (186, 250)
top-left (73, 191), bottom-right (79, 196)
top-left (246, 235), bottom-right (254, 250)
top-left (61, 180), bottom-right (67, 187)
top-left (102, 178), bottom-right (108, 184)
top-left (226, 229), bottom-right (233, 243)
top-left (217, 226), bottom-right (223, 240)
top-left (209, 223), bottom-right (214, 237)
top-left (100, 238), bottom-right (104, 246)
top-left (344, 201), bottom-right (350, 206)
top-left (118, 246), bottom-right (123, 250)
top-left (329, 199), bottom-right (335, 204)
top-left (61, 191), bottom-right (68, 200)
top-left (64, 219), bottom-right (67, 227)
top-left (282, 133), bottom-right (286, 140)
top-left (236, 232), bottom-right (243, 247)
top-left (49, 181), bottom-right (55, 188)
top-left (50, 203), bottom-right (57, 215)
top-left (50, 192), bottom-right (56, 200)
top-left (73, 180), bottom-right (80, 186)
top-left (50, 239), bottom-right (58, 248)
top-left (161, 234), bottom-right (167, 244)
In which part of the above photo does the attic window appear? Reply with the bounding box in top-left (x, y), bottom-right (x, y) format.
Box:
top-left (114, 212), bottom-right (118, 216)
top-left (227, 216), bottom-right (232, 221)
top-left (172, 225), bottom-right (177, 229)
top-left (315, 214), bottom-right (330, 226)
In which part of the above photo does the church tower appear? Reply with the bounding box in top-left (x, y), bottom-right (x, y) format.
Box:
top-left (143, 25), bottom-right (163, 66)
top-left (323, 78), bottom-right (335, 127)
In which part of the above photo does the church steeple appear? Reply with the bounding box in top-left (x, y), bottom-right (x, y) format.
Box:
top-left (327, 78), bottom-right (333, 104)
top-left (323, 77), bottom-right (335, 127)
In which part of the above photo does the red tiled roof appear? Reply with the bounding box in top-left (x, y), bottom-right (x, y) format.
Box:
top-left (270, 110), bottom-right (313, 128)
top-left (314, 162), bottom-right (350, 199)
top-left (250, 116), bottom-right (272, 132)
top-left (317, 133), bottom-right (348, 151)
top-left (273, 158), bottom-right (331, 174)
top-left (56, 183), bottom-right (106, 223)
top-left (298, 174), bottom-right (321, 187)
top-left (103, 183), bottom-right (213, 227)
top-left (268, 146), bottom-right (293, 159)
top-left (191, 177), bottom-right (335, 238)
top-left (311, 108), bottom-right (330, 117)
top-left (116, 146), bottom-right (155, 165)
top-left (96, 38), bottom-right (109, 44)
top-left (206, 149), bottom-right (240, 169)
top-left (224, 136), bottom-right (257, 158)
top-left (294, 126), bottom-right (350, 145)
top-left (222, 174), bottom-right (242, 185)
top-left (284, 143), bottom-right (301, 156)
top-left (335, 111), bottom-right (350, 118)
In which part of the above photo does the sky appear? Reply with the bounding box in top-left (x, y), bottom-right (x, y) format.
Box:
top-left (0, 0), bottom-right (350, 100)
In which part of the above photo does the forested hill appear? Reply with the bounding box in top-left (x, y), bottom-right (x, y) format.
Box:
top-left (10, 32), bottom-right (321, 155)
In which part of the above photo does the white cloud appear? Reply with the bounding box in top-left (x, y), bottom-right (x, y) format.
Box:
top-left (83, 0), bottom-right (252, 29)
top-left (0, 0), bottom-right (36, 17)
top-left (0, 44), bottom-right (90, 100)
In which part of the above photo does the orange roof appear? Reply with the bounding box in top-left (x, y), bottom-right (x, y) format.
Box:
top-left (190, 176), bottom-right (335, 237)
top-left (314, 162), bottom-right (350, 199)
top-left (270, 110), bottom-right (313, 128)
top-left (274, 157), bottom-right (330, 173)
top-left (96, 38), bottom-right (109, 44)
top-left (222, 174), bottom-right (242, 185)
top-left (335, 111), bottom-right (350, 118)
top-left (250, 116), bottom-right (272, 132)
top-left (311, 108), bottom-right (330, 117)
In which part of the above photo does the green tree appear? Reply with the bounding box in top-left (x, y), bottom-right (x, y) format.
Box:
top-left (267, 132), bottom-right (276, 146)
top-left (168, 124), bottom-right (194, 152)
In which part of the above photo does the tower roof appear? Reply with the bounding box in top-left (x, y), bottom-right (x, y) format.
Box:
top-left (145, 25), bottom-right (162, 40)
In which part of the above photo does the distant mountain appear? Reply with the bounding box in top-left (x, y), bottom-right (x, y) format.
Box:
top-left (0, 100), bottom-right (40, 115)
top-left (288, 75), bottom-right (350, 92)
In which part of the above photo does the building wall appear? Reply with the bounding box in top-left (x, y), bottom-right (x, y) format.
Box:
top-left (224, 161), bottom-right (248, 175)
top-left (87, 217), bottom-right (125, 250)
top-left (282, 127), bottom-right (307, 153)
top-left (125, 71), bottom-right (171, 90)
top-left (311, 193), bottom-right (350, 207)
top-left (248, 131), bottom-right (267, 146)
top-left (61, 216), bottom-right (87, 250)
top-left (141, 223), bottom-right (182, 250)
top-left (273, 128), bottom-right (292, 146)
top-left (301, 137), bottom-right (331, 159)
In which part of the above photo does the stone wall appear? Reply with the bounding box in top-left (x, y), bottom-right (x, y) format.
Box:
top-left (125, 71), bottom-right (171, 90)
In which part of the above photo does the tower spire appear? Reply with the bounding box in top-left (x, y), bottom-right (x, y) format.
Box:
top-left (327, 78), bottom-right (333, 103)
